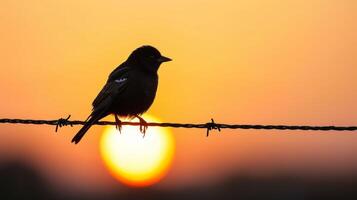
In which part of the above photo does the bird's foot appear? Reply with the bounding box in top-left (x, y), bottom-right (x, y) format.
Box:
top-left (114, 114), bottom-right (122, 133)
top-left (135, 115), bottom-right (148, 137)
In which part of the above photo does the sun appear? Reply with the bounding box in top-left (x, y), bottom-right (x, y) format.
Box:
top-left (99, 114), bottom-right (175, 187)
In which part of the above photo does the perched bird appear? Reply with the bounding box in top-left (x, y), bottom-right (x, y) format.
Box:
top-left (72, 45), bottom-right (171, 144)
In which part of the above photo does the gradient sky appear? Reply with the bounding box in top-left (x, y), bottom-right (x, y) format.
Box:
top-left (1, 0), bottom-right (357, 193)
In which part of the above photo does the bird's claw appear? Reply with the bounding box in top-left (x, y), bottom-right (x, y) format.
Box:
top-left (114, 114), bottom-right (122, 133)
top-left (136, 115), bottom-right (148, 137)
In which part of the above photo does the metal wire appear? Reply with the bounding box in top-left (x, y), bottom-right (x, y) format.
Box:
top-left (1, 115), bottom-right (357, 136)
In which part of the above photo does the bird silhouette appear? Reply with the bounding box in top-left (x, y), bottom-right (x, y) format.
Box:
top-left (72, 45), bottom-right (171, 144)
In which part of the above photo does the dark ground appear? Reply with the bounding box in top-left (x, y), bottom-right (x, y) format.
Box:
top-left (1, 161), bottom-right (357, 200)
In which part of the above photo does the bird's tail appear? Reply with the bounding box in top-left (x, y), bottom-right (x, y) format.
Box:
top-left (71, 112), bottom-right (103, 144)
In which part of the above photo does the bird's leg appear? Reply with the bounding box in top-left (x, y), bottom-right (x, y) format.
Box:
top-left (135, 115), bottom-right (148, 137)
top-left (114, 114), bottom-right (122, 133)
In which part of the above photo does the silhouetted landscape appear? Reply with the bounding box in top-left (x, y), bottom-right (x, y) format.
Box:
top-left (2, 160), bottom-right (357, 200)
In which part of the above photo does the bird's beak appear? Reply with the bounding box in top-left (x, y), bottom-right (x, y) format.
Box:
top-left (157, 56), bottom-right (172, 63)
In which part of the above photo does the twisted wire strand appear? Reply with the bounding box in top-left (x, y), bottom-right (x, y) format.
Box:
top-left (1, 116), bottom-right (357, 136)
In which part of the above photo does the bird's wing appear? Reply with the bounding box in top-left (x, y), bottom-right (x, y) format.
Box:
top-left (108, 63), bottom-right (130, 82)
top-left (92, 66), bottom-right (130, 110)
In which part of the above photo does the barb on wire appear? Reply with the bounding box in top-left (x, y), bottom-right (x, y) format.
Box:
top-left (206, 118), bottom-right (221, 136)
top-left (1, 116), bottom-right (357, 135)
top-left (55, 115), bottom-right (73, 132)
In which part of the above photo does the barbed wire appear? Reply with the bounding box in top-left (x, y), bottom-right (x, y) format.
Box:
top-left (1, 115), bottom-right (357, 136)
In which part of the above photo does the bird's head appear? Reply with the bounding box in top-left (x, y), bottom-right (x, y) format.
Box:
top-left (127, 45), bottom-right (172, 72)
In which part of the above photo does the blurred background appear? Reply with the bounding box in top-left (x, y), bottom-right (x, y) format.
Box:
top-left (1, 0), bottom-right (357, 199)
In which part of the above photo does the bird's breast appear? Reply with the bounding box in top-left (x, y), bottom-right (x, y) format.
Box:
top-left (131, 73), bottom-right (158, 99)
top-left (112, 72), bottom-right (158, 116)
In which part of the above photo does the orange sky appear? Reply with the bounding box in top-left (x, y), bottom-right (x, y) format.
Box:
top-left (1, 0), bottom-right (357, 192)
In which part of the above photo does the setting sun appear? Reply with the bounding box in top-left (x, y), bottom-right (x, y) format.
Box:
top-left (100, 115), bottom-right (175, 187)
